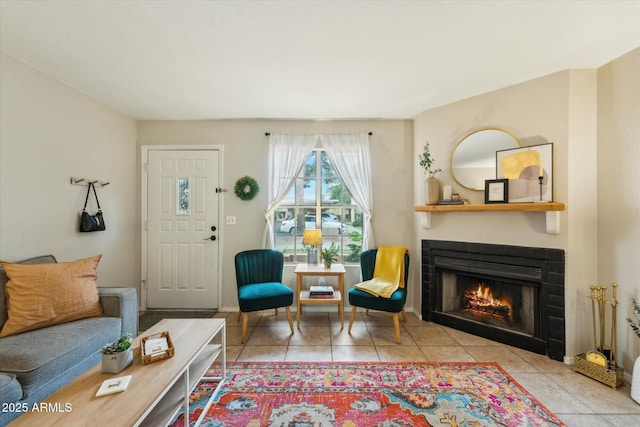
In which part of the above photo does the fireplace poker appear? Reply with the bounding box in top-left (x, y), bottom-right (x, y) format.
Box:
top-left (586, 286), bottom-right (607, 366)
top-left (610, 283), bottom-right (618, 367)
top-left (590, 286), bottom-right (597, 349)
top-left (599, 286), bottom-right (607, 353)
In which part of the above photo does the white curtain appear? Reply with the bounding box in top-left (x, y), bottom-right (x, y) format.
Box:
top-left (263, 133), bottom-right (318, 248)
top-left (321, 133), bottom-right (375, 250)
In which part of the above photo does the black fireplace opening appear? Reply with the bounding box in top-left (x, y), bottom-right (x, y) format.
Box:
top-left (440, 272), bottom-right (540, 337)
top-left (422, 240), bottom-right (565, 361)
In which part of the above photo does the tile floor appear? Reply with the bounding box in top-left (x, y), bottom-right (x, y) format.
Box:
top-left (213, 309), bottom-right (640, 427)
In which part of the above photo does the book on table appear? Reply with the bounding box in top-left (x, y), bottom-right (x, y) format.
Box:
top-left (309, 285), bottom-right (334, 297)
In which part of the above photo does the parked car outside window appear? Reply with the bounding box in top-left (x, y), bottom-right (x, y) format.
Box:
top-left (280, 213), bottom-right (344, 234)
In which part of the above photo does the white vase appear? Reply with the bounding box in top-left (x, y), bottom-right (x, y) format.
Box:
top-left (632, 356), bottom-right (640, 404)
top-left (102, 348), bottom-right (133, 374)
top-left (425, 177), bottom-right (440, 205)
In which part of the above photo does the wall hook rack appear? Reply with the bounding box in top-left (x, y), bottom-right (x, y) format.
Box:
top-left (70, 177), bottom-right (110, 187)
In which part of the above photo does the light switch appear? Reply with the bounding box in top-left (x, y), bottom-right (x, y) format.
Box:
top-left (226, 215), bottom-right (237, 225)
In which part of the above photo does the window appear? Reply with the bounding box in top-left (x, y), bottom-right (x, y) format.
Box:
top-left (177, 177), bottom-right (190, 215)
top-left (273, 149), bottom-right (363, 264)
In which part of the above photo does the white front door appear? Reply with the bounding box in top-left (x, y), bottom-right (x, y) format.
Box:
top-left (145, 149), bottom-right (220, 309)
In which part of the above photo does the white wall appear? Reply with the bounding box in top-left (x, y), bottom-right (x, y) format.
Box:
top-left (413, 70), bottom-right (597, 362)
top-left (0, 52), bottom-right (138, 286)
top-left (597, 48), bottom-right (640, 375)
top-left (136, 120), bottom-right (414, 311)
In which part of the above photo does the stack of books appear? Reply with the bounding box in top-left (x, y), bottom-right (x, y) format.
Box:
top-left (309, 285), bottom-right (334, 298)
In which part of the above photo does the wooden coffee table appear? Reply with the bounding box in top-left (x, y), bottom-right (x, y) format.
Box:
top-left (10, 318), bottom-right (226, 427)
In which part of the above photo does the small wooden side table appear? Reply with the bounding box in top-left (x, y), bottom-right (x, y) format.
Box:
top-left (295, 263), bottom-right (346, 329)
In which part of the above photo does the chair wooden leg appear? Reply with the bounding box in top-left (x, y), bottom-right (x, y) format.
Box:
top-left (401, 308), bottom-right (407, 322)
top-left (348, 307), bottom-right (357, 333)
top-left (285, 306), bottom-right (294, 335)
top-left (275, 308), bottom-right (279, 315)
top-left (365, 309), bottom-right (369, 316)
top-left (241, 312), bottom-right (249, 344)
top-left (393, 313), bottom-right (401, 344)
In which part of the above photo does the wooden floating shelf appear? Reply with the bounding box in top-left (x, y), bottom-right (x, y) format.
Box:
top-left (414, 202), bottom-right (566, 234)
top-left (414, 202), bottom-right (565, 213)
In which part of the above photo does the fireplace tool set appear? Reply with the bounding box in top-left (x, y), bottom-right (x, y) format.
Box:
top-left (574, 283), bottom-right (624, 388)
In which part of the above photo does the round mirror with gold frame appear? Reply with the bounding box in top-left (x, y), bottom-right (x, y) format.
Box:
top-left (450, 128), bottom-right (520, 191)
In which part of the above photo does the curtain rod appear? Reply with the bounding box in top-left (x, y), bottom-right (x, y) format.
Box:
top-left (265, 132), bottom-right (372, 136)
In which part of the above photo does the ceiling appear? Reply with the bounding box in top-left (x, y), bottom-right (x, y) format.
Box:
top-left (1, 1), bottom-right (638, 120)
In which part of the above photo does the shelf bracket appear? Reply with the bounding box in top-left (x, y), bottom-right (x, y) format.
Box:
top-left (421, 212), bottom-right (432, 229)
top-left (546, 211), bottom-right (560, 235)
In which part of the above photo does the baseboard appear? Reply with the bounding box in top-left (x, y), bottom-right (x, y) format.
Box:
top-left (219, 306), bottom-right (416, 314)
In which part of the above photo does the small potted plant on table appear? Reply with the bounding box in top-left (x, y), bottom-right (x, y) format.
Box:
top-left (320, 243), bottom-right (340, 269)
top-left (102, 332), bottom-right (133, 374)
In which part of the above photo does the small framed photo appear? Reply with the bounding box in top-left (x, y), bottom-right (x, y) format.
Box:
top-left (485, 179), bottom-right (509, 204)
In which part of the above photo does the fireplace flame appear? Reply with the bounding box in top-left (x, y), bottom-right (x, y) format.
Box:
top-left (464, 283), bottom-right (512, 321)
top-left (475, 284), bottom-right (500, 306)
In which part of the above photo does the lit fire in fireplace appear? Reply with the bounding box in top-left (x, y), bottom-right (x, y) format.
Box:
top-left (463, 283), bottom-right (512, 321)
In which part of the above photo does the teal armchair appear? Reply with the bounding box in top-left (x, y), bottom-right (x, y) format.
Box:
top-left (348, 249), bottom-right (410, 343)
top-left (234, 249), bottom-right (294, 343)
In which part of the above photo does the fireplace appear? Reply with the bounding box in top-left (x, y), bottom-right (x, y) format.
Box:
top-left (422, 240), bottom-right (565, 361)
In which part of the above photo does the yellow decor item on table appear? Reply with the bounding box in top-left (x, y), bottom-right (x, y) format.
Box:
top-left (354, 246), bottom-right (408, 298)
top-left (302, 229), bottom-right (322, 246)
top-left (303, 229), bottom-right (322, 265)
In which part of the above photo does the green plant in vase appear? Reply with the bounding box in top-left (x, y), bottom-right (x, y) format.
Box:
top-left (418, 142), bottom-right (442, 177)
top-left (627, 297), bottom-right (640, 403)
top-left (101, 332), bottom-right (133, 374)
top-left (418, 142), bottom-right (442, 205)
top-left (320, 243), bottom-right (340, 268)
top-left (627, 297), bottom-right (640, 338)
top-left (102, 333), bottom-right (133, 354)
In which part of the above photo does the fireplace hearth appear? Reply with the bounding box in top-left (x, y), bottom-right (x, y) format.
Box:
top-left (422, 240), bottom-right (565, 361)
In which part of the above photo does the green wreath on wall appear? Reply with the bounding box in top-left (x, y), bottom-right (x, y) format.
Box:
top-left (234, 176), bottom-right (260, 201)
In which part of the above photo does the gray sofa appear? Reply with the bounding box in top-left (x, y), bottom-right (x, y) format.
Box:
top-left (0, 255), bottom-right (138, 425)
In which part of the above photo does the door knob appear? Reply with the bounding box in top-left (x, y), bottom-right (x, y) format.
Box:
top-left (203, 235), bottom-right (217, 241)
top-left (210, 226), bottom-right (217, 231)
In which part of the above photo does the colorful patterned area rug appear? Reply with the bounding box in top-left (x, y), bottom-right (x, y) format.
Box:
top-left (171, 361), bottom-right (565, 427)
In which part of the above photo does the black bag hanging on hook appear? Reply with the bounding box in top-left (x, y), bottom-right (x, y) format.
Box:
top-left (80, 183), bottom-right (106, 232)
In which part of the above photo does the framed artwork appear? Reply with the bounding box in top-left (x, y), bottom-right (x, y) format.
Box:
top-left (496, 143), bottom-right (553, 203)
top-left (484, 179), bottom-right (509, 204)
